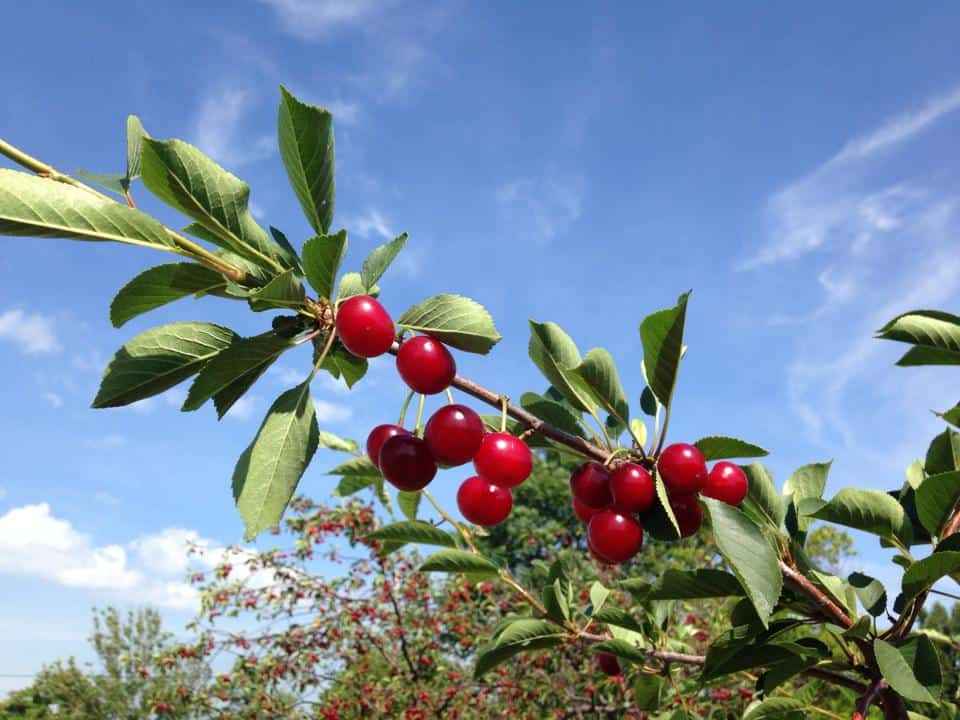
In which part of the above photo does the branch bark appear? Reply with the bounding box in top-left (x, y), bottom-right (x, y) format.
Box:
top-left (780, 561), bottom-right (854, 629)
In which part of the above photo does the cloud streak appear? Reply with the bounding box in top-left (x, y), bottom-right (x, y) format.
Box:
top-left (0, 309), bottom-right (60, 354)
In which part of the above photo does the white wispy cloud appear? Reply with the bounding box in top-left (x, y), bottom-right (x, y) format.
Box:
top-left (43, 392), bottom-right (63, 409)
top-left (315, 400), bottom-right (352, 423)
top-left (191, 88), bottom-right (273, 169)
top-left (347, 208), bottom-right (394, 240)
top-left (496, 169), bottom-right (585, 245)
top-left (0, 309), bottom-right (60, 354)
top-left (224, 395), bottom-right (260, 422)
top-left (94, 491), bottom-right (121, 506)
top-left (257, 0), bottom-right (390, 39)
top-left (86, 434), bottom-right (127, 449)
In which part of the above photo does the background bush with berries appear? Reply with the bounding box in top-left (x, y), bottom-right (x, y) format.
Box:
top-left (1, 86), bottom-right (959, 719)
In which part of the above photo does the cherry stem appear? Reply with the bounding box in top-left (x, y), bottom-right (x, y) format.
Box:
top-left (397, 391), bottom-right (415, 427)
top-left (499, 396), bottom-right (509, 433)
top-left (445, 388), bottom-right (454, 405)
top-left (413, 394), bottom-right (426, 435)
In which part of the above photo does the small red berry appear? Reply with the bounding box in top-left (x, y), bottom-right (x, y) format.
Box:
top-left (473, 432), bottom-right (533, 488)
top-left (423, 405), bottom-right (484, 466)
top-left (457, 476), bottom-right (513, 526)
top-left (669, 494), bottom-right (704, 538)
top-left (609, 463), bottom-right (655, 514)
top-left (396, 336), bottom-right (456, 394)
top-left (657, 443), bottom-right (708, 495)
top-left (366, 424), bottom-right (410, 469)
top-left (570, 462), bottom-right (612, 509)
top-left (572, 496), bottom-right (601, 524)
top-left (378, 435), bottom-right (437, 491)
top-left (587, 510), bottom-right (643, 563)
top-left (703, 461), bottom-right (749, 505)
top-left (335, 295), bottom-right (395, 358)
top-left (597, 652), bottom-right (621, 677)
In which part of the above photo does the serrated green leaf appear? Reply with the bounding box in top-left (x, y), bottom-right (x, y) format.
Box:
top-left (398, 490), bottom-right (420, 521)
top-left (848, 572), bottom-right (887, 616)
top-left (916, 471), bottom-right (960, 537)
top-left (702, 642), bottom-right (801, 681)
top-left (632, 674), bottom-right (664, 711)
top-left (473, 636), bottom-right (562, 679)
top-left (361, 233), bottom-right (407, 291)
top-left (126, 115), bottom-right (148, 181)
top-left (318, 343), bottom-right (368, 388)
top-left (232, 382), bottom-right (319, 540)
top-left (248, 269), bottom-right (306, 311)
top-left (495, 619), bottom-right (560, 648)
top-left (527, 320), bottom-right (596, 412)
top-left (703, 498), bottom-right (782, 627)
top-left (693, 436), bottom-right (769, 461)
top-left (519, 393), bottom-right (586, 438)
top-left (639, 291), bottom-right (690, 408)
top-left (328, 456), bottom-right (380, 482)
top-left (897, 346), bottom-right (960, 366)
top-left (783, 461), bottom-right (832, 539)
top-left (302, 230), bottom-right (347, 299)
top-left (336, 272), bottom-right (378, 301)
top-left (592, 607), bottom-right (645, 634)
top-left (740, 462), bottom-right (785, 530)
top-left (589, 581), bottom-right (610, 613)
top-left (316, 431), bottom-right (357, 453)
top-left (397, 294), bottom-right (501, 354)
top-left (642, 475), bottom-right (681, 541)
top-left (268, 227), bottom-right (304, 275)
top-left (366, 521), bottom-right (457, 548)
top-left (878, 309), bottom-right (960, 355)
top-left (0, 169), bottom-right (175, 248)
top-left (182, 334), bottom-right (291, 413)
top-left (592, 638), bottom-right (649, 666)
top-left (419, 549), bottom-right (499, 576)
top-left (75, 170), bottom-right (127, 195)
top-left (646, 569), bottom-right (744, 599)
top-left (808, 488), bottom-right (912, 545)
top-left (93, 322), bottom-right (237, 408)
top-left (925, 429), bottom-right (960, 475)
top-left (901, 552), bottom-right (960, 602)
top-left (213, 364), bottom-right (271, 420)
top-left (874, 636), bottom-right (941, 704)
top-left (573, 348), bottom-right (629, 422)
top-left (109, 263), bottom-right (228, 328)
top-left (278, 85), bottom-right (335, 235)
top-left (936, 405), bottom-right (960, 428)
top-left (631, 418), bottom-right (648, 446)
top-left (742, 698), bottom-right (806, 720)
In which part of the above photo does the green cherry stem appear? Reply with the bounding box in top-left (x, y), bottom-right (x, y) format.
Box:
top-left (413, 394), bottom-right (426, 435)
top-left (445, 388), bottom-right (455, 405)
top-left (397, 390), bottom-right (415, 427)
top-left (499, 395), bottom-right (509, 433)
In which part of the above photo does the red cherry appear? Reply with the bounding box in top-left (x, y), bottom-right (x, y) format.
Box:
top-left (657, 443), bottom-right (708, 495)
top-left (335, 295), bottom-right (395, 358)
top-left (609, 463), bottom-right (655, 514)
top-left (572, 497), bottom-right (601, 524)
top-left (423, 405), bottom-right (484, 466)
top-left (597, 652), bottom-right (621, 677)
top-left (704, 461), bottom-right (749, 505)
top-left (570, 462), bottom-right (612, 509)
top-left (473, 432), bottom-right (533, 488)
top-left (587, 510), bottom-right (643, 563)
top-left (456, 476), bottom-right (513, 526)
top-left (669, 494), bottom-right (704, 538)
top-left (396, 336), bottom-right (456, 394)
top-left (366, 424), bottom-right (410, 469)
top-left (378, 435), bottom-right (437, 491)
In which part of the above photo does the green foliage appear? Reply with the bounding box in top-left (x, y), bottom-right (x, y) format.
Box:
top-left (110, 263), bottom-right (228, 327)
top-left (301, 230), bottom-right (347, 300)
top-left (639, 291), bottom-right (689, 408)
top-left (398, 294), bottom-right (502, 354)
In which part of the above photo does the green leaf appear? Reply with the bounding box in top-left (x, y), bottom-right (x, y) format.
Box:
top-left (139, 137), bottom-right (291, 270)
top-left (232, 382), bottom-right (319, 540)
top-left (925, 429), bottom-right (960, 475)
top-left (182, 334), bottom-right (291, 413)
top-left (93, 322), bottom-right (237, 408)
top-left (901, 552), bottom-right (960, 601)
top-left (302, 231), bottom-right (347, 300)
top-left (75, 170), bottom-right (127, 195)
top-left (319, 343), bottom-right (368, 388)
top-left (316, 432), bottom-right (357, 453)
top-left (0, 169), bottom-right (175, 248)
top-left (527, 321), bottom-right (596, 412)
top-left (915, 470), bottom-right (960, 537)
top-left (646, 569), bottom-right (744, 600)
top-left (783, 461), bottom-right (831, 538)
top-left (639, 291), bottom-right (690, 408)
top-left (693, 436), bottom-right (769, 461)
top-left (248, 269), bottom-right (306, 311)
top-left (328, 456), bottom-right (380, 481)
top-left (632, 674), bottom-right (664, 711)
top-left (848, 572), bottom-right (887, 616)
top-left (877, 309), bottom-right (960, 355)
top-left (589, 581), bottom-right (611, 613)
top-left (366, 521), bottom-right (457, 548)
top-left (419, 549), bottom-right (499, 577)
top-left (874, 636), bottom-right (941, 704)
top-left (631, 418), bottom-right (648, 446)
top-left (277, 85), bottom-right (335, 235)
top-left (702, 642), bottom-right (801, 681)
top-left (397, 294), bottom-right (501, 354)
top-left (361, 233), bottom-right (407, 291)
top-left (268, 227), bottom-right (304, 275)
top-left (126, 115), bottom-right (148, 181)
top-left (592, 638), bottom-right (649, 666)
top-left (109, 263), bottom-right (227, 328)
top-left (742, 698), bottom-right (806, 720)
top-left (473, 636), bottom-right (562, 679)
top-left (936, 405), bottom-right (960, 428)
top-left (573, 348), bottom-right (629, 422)
top-left (641, 475), bottom-right (681, 541)
top-left (808, 488), bottom-right (912, 545)
top-left (336, 272), bottom-right (376, 301)
top-left (212, 365), bottom-right (270, 420)
top-left (495, 619), bottom-right (561, 648)
top-left (519, 393), bottom-right (585, 438)
top-left (639, 386), bottom-right (658, 416)
top-left (703, 498), bottom-right (782, 627)
top-left (592, 607), bottom-right (646, 634)
top-left (397, 491), bottom-right (420, 521)
top-left (897, 346), bottom-right (960, 366)
top-left (740, 462), bottom-right (785, 530)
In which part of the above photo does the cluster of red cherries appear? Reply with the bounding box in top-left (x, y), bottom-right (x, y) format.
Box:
top-left (335, 295), bottom-right (533, 527)
top-left (571, 444), bottom-right (749, 565)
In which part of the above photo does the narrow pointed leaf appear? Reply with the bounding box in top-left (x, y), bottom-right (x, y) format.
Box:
top-left (302, 230), bottom-right (347, 299)
top-left (398, 490), bottom-right (420, 521)
top-left (647, 569), bottom-right (745, 600)
top-left (808, 488), bottom-right (912, 545)
top-left (877, 310), bottom-right (960, 354)
top-left (527, 320), bottom-right (596, 412)
top-left (398, 294), bottom-right (501, 354)
top-left (183, 334), bottom-right (291, 412)
top-left (473, 636), bottom-right (562, 679)
top-left (248, 269), bottom-right (306, 311)
top-left (419, 549), bottom-right (499, 576)
top-left (519, 392), bottom-right (585, 437)
top-left (361, 233), bottom-right (407, 291)
top-left (318, 343), bottom-right (368, 388)
top-left (915, 470), bottom-right (960, 537)
top-left (126, 115), bottom-right (148, 181)
top-left (740, 462), bottom-right (785, 529)
top-left (848, 572), bottom-right (887, 616)
top-left (901, 552), bottom-right (960, 601)
top-left (641, 475), bottom-right (682, 541)
top-left (366, 521), bottom-right (457, 548)
top-left (693, 436), bottom-right (769, 461)
top-left (316, 432), bottom-right (358, 453)
top-left (75, 170), bottom-right (127, 195)
top-left (874, 636), bottom-right (941, 704)
top-left (639, 292), bottom-right (690, 408)
top-left (925, 428), bottom-right (960, 475)
top-left (110, 263), bottom-right (227, 327)
top-left (897, 346), bottom-right (960, 366)
top-left (573, 347), bottom-right (629, 421)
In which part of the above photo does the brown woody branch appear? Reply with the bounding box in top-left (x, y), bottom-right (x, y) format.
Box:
top-left (779, 561), bottom-right (854, 629)
top-left (852, 678), bottom-right (887, 720)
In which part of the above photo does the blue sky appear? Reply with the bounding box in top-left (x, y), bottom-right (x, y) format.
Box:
top-left (2, 0), bottom-right (960, 693)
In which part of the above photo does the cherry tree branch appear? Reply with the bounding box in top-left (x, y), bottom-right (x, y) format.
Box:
top-left (779, 561), bottom-right (854, 629)
top-left (852, 678), bottom-right (887, 720)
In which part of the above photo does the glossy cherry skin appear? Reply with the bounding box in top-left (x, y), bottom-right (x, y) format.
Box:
top-left (378, 435), bottom-right (437, 491)
top-left (335, 295), bottom-right (395, 358)
top-left (572, 496), bottom-right (601, 524)
top-left (396, 336), bottom-right (457, 394)
top-left (570, 462), bottom-right (613, 509)
top-left (704, 461), bottom-right (749, 505)
top-left (587, 510), bottom-right (644, 563)
top-left (457, 476), bottom-right (513, 526)
top-left (423, 404), bottom-right (484, 466)
top-left (658, 443), bottom-right (708, 495)
top-left (669, 494), bottom-right (704, 538)
top-left (610, 463), bottom-right (656, 514)
top-left (597, 652), bottom-right (622, 677)
top-left (366, 424), bottom-right (410, 469)
top-left (473, 432), bottom-right (533, 488)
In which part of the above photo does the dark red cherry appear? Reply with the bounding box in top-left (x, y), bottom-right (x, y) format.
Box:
top-left (366, 424), bottom-right (410, 469)
top-left (396, 336), bottom-right (456, 394)
top-left (658, 443), bottom-right (708, 495)
top-left (669, 494), bottom-right (704, 538)
top-left (423, 405), bottom-right (484, 466)
top-left (335, 295), bottom-right (395, 358)
top-left (456, 476), bottom-right (513, 526)
top-left (572, 497), bottom-right (601, 524)
top-left (587, 510), bottom-right (643, 563)
top-left (597, 652), bottom-right (621, 677)
top-left (704, 462), bottom-right (749, 505)
top-left (472, 432), bottom-right (533, 488)
top-left (609, 463), bottom-right (655, 514)
top-left (378, 435), bottom-right (437, 491)
top-left (569, 462), bottom-right (612, 509)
